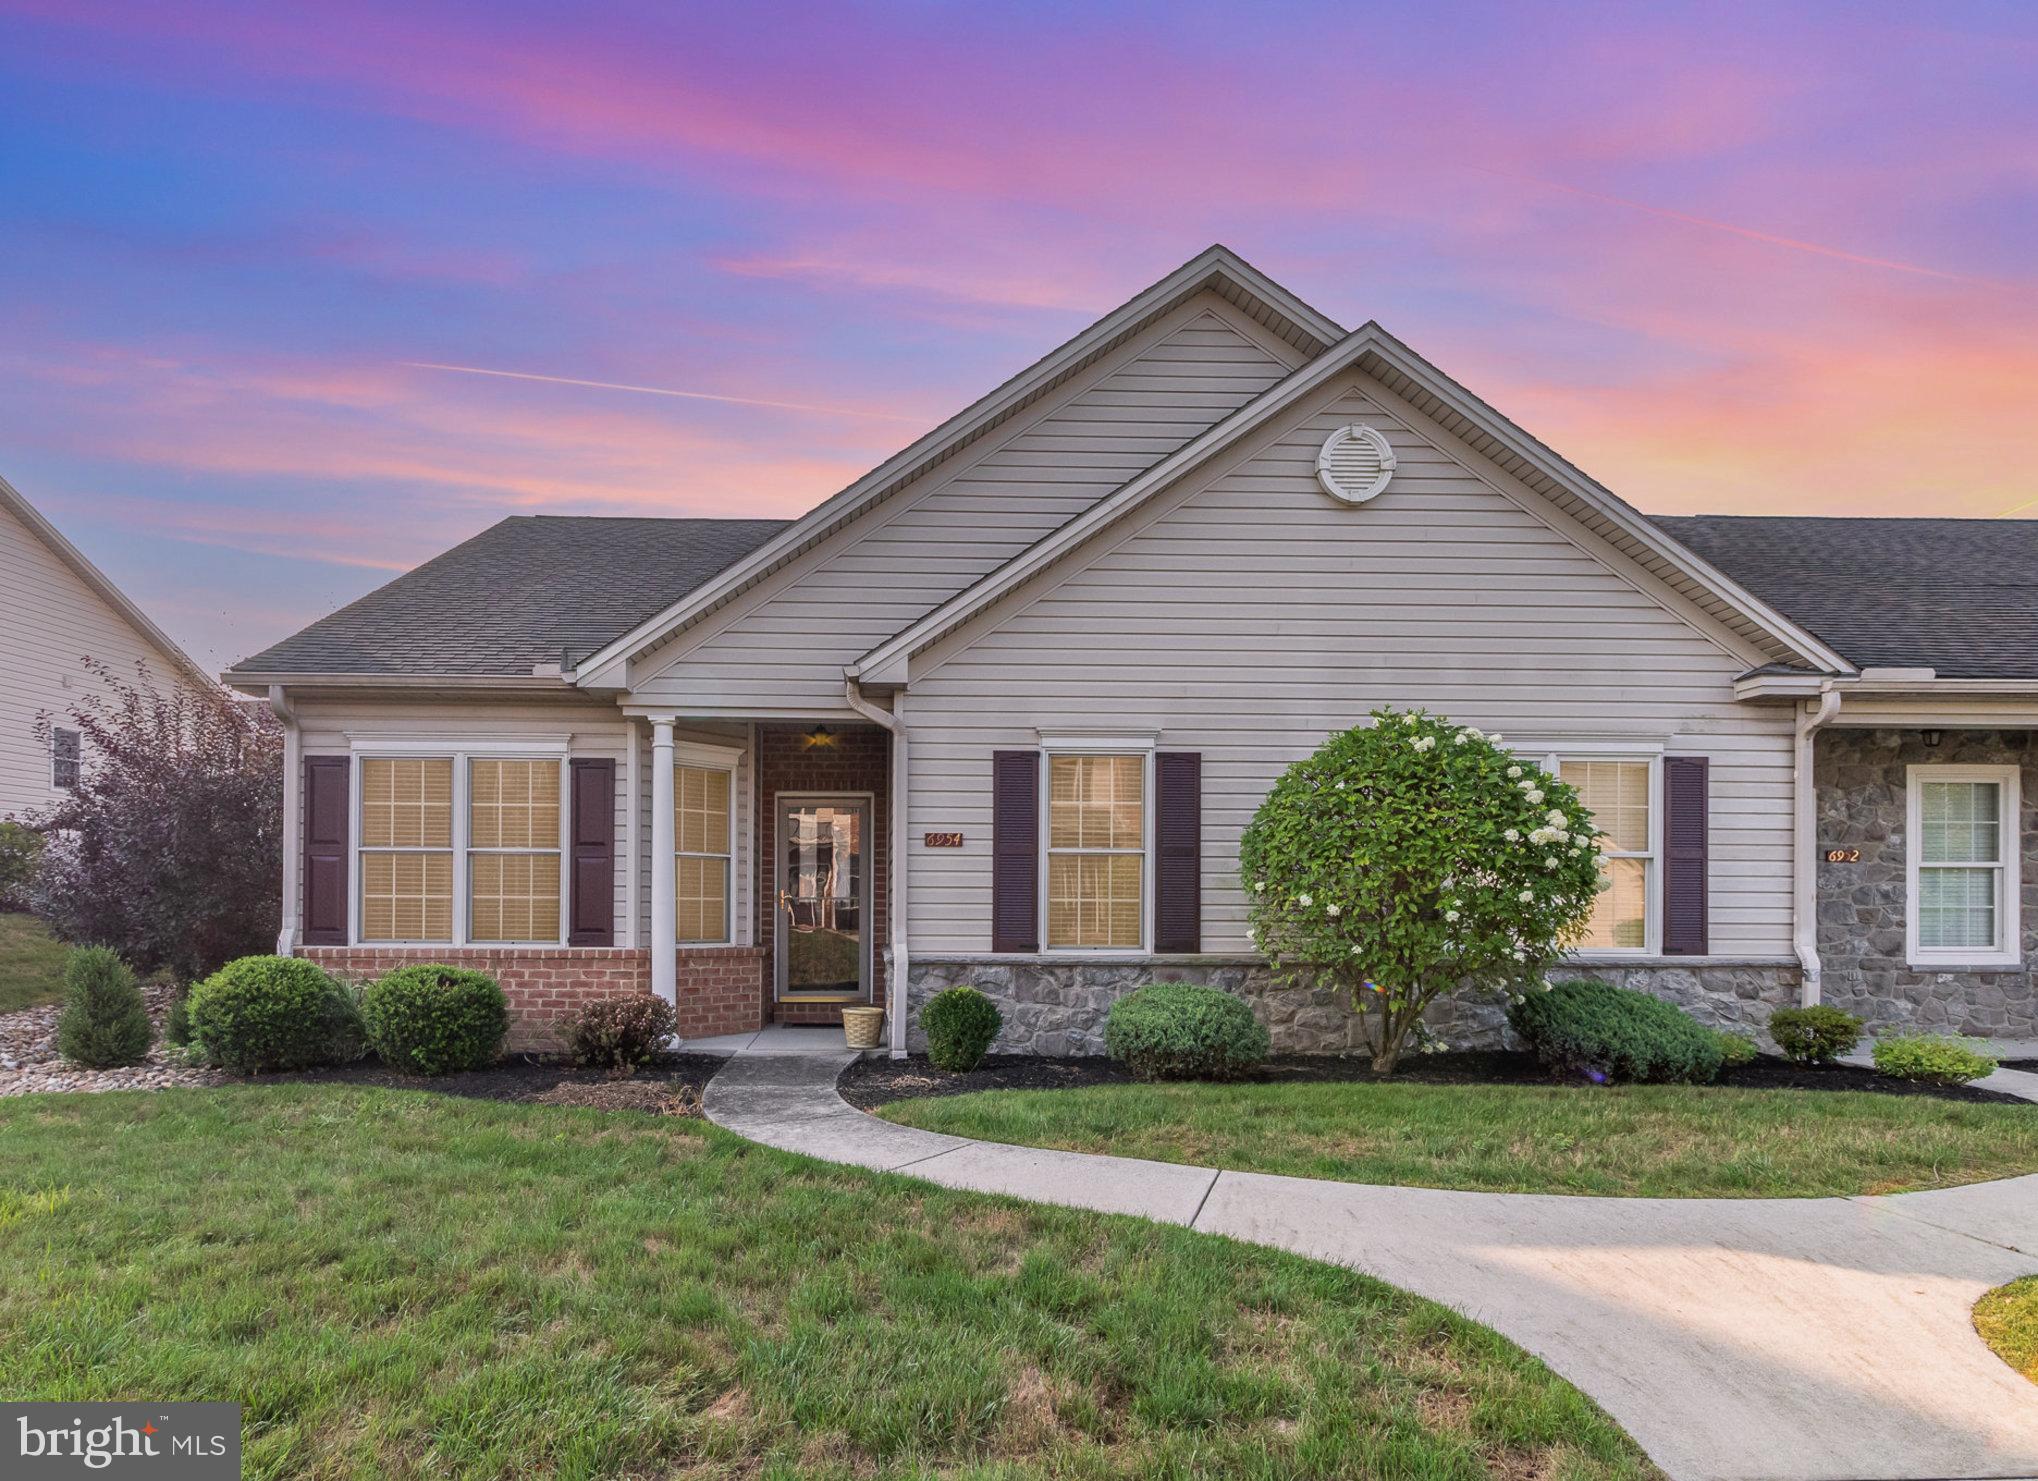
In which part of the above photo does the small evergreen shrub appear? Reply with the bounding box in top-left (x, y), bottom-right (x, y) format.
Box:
top-left (1104, 982), bottom-right (1271, 1081)
top-left (1714, 1030), bottom-right (1759, 1073)
top-left (55, 946), bottom-right (152, 1068)
top-left (187, 955), bottom-right (363, 1073)
top-left (922, 986), bottom-right (1002, 1072)
top-left (1872, 1034), bottom-right (1998, 1086)
top-left (1769, 1005), bottom-right (1863, 1065)
top-left (361, 964), bottom-right (509, 1076)
top-left (1508, 978), bottom-right (1723, 1085)
top-left (565, 995), bottom-right (677, 1070)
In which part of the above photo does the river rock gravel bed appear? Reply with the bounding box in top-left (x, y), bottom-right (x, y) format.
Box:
top-left (0, 983), bottom-right (229, 1097)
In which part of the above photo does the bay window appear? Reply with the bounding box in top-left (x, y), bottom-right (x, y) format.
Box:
top-left (1908, 765), bottom-right (2021, 966)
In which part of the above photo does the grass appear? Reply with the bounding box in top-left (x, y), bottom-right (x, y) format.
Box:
top-left (878, 1079), bottom-right (2038, 1199)
top-left (0, 1086), bottom-right (1654, 1480)
top-left (0, 911), bottom-right (67, 1013)
top-left (1976, 1276), bottom-right (2038, 1385)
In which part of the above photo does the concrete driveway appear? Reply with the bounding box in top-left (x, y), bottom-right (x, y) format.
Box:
top-left (703, 1040), bottom-right (2038, 1481)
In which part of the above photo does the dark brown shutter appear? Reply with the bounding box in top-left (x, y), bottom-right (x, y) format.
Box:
top-left (301, 756), bottom-right (349, 946)
top-left (991, 750), bottom-right (1040, 952)
top-left (568, 758), bottom-right (616, 946)
top-left (1662, 755), bottom-right (1709, 956)
top-left (1153, 751), bottom-right (1202, 953)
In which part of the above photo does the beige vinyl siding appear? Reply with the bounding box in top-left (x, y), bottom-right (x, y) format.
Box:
top-left (0, 499), bottom-right (192, 818)
top-left (901, 371), bottom-right (1798, 959)
top-left (293, 698), bottom-right (634, 944)
top-left (630, 295), bottom-right (1299, 713)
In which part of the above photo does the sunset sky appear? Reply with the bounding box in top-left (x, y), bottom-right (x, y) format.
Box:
top-left (3, 0), bottom-right (2034, 671)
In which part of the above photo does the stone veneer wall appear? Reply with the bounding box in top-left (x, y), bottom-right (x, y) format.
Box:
top-left (303, 944), bottom-right (766, 1049)
top-left (1816, 728), bottom-right (2038, 1037)
top-left (905, 956), bottom-right (1800, 1056)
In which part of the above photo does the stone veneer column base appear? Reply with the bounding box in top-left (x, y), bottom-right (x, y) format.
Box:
top-left (302, 945), bottom-right (770, 1050)
top-left (905, 956), bottom-right (1802, 1056)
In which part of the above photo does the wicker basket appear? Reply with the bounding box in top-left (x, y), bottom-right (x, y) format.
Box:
top-left (840, 1006), bottom-right (885, 1050)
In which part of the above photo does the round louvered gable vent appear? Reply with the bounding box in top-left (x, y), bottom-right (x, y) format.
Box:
top-left (1316, 424), bottom-right (1397, 504)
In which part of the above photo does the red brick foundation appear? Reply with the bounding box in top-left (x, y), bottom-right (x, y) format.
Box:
top-left (302, 944), bottom-right (769, 1050)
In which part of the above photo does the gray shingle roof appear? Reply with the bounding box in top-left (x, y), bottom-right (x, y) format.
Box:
top-left (232, 516), bottom-right (787, 676)
top-left (1653, 515), bottom-right (2038, 679)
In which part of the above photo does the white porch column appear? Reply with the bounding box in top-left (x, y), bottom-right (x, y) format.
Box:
top-left (648, 715), bottom-right (677, 1006)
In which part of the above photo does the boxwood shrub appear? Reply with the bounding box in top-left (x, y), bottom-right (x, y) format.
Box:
top-left (55, 946), bottom-right (152, 1069)
top-left (1714, 1029), bottom-right (1760, 1073)
top-left (1104, 982), bottom-right (1270, 1081)
top-left (1769, 1005), bottom-right (1863, 1065)
top-left (187, 955), bottom-right (364, 1073)
top-left (1507, 978), bottom-right (1723, 1085)
top-left (922, 986), bottom-right (1002, 1072)
top-left (565, 995), bottom-right (677, 1071)
top-left (1872, 1034), bottom-right (1999, 1086)
top-left (361, 964), bottom-right (509, 1076)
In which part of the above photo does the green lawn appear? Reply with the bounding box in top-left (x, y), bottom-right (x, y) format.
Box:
top-left (0, 1086), bottom-right (1653, 1480)
top-left (1977, 1276), bottom-right (2038, 1385)
top-left (878, 1080), bottom-right (2038, 1199)
top-left (0, 911), bottom-right (67, 1013)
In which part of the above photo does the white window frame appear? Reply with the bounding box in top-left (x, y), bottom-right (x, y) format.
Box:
top-left (1906, 763), bottom-right (2021, 969)
top-left (674, 740), bottom-right (740, 949)
top-left (50, 726), bottom-right (80, 790)
top-left (1038, 736), bottom-right (1155, 956)
top-left (1532, 745), bottom-right (1662, 959)
top-left (349, 740), bottom-right (569, 948)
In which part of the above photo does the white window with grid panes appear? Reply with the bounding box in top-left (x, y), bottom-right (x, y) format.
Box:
top-left (1545, 752), bottom-right (1659, 955)
top-left (674, 750), bottom-right (735, 946)
top-left (1043, 750), bottom-right (1148, 951)
top-left (1907, 765), bottom-right (2021, 967)
top-left (353, 744), bottom-right (568, 947)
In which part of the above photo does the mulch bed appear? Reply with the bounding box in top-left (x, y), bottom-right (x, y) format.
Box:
top-left (838, 1049), bottom-right (2033, 1110)
top-left (264, 1054), bottom-right (725, 1117)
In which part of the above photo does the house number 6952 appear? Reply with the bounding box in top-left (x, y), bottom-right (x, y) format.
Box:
top-left (1824, 848), bottom-right (1861, 863)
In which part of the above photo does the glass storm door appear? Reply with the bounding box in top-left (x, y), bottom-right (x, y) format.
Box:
top-left (775, 798), bottom-right (870, 998)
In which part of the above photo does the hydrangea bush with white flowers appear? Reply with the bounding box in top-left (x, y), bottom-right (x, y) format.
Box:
top-left (1239, 707), bottom-right (1606, 1072)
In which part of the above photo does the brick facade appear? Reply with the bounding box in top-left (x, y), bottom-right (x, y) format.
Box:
top-left (304, 945), bottom-right (651, 1052)
top-left (755, 722), bottom-right (890, 1026)
top-left (675, 946), bottom-right (769, 1038)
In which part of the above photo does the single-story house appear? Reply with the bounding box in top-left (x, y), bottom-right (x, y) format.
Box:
top-left (2, 472), bottom-right (211, 821)
top-left (224, 246), bottom-right (2038, 1054)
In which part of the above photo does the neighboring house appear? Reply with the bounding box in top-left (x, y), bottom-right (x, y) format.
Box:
top-left (1, 473), bottom-right (210, 820)
top-left (223, 246), bottom-right (2038, 1053)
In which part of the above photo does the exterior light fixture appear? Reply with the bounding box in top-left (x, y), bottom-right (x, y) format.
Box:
top-left (1921, 729), bottom-right (1943, 748)
top-left (804, 725), bottom-right (838, 749)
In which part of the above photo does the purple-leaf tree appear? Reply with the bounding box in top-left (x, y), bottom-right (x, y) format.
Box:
top-left (23, 659), bottom-right (282, 982)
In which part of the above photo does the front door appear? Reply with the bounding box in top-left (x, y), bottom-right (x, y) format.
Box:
top-left (775, 797), bottom-right (870, 1000)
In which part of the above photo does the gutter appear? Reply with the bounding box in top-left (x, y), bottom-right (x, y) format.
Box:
top-left (844, 677), bottom-right (910, 1058)
top-left (1792, 684), bottom-right (1843, 1006)
top-left (268, 685), bottom-right (301, 956)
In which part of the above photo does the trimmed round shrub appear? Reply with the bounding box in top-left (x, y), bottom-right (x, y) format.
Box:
top-left (187, 955), bottom-right (363, 1073)
top-left (55, 946), bottom-right (152, 1068)
top-left (361, 964), bottom-right (508, 1076)
top-left (1507, 978), bottom-right (1723, 1085)
top-left (1714, 1030), bottom-right (1759, 1073)
top-left (922, 986), bottom-right (1002, 1072)
top-left (1769, 1005), bottom-right (1863, 1065)
top-left (1872, 1034), bottom-right (1998, 1086)
top-left (565, 995), bottom-right (677, 1070)
top-left (1105, 982), bottom-right (1270, 1081)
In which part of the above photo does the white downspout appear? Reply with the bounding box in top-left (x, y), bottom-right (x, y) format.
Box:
top-left (648, 715), bottom-right (678, 1009)
top-left (845, 677), bottom-right (909, 1058)
top-left (1793, 685), bottom-right (1842, 1006)
top-left (268, 684), bottom-right (301, 956)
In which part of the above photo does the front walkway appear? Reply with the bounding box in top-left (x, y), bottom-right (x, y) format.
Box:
top-left (704, 1045), bottom-right (2038, 1481)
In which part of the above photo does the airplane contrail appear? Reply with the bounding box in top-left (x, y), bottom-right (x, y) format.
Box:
top-left (402, 361), bottom-right (921, 422)
top-left (1473, 168), bottom-right (1993, 285)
